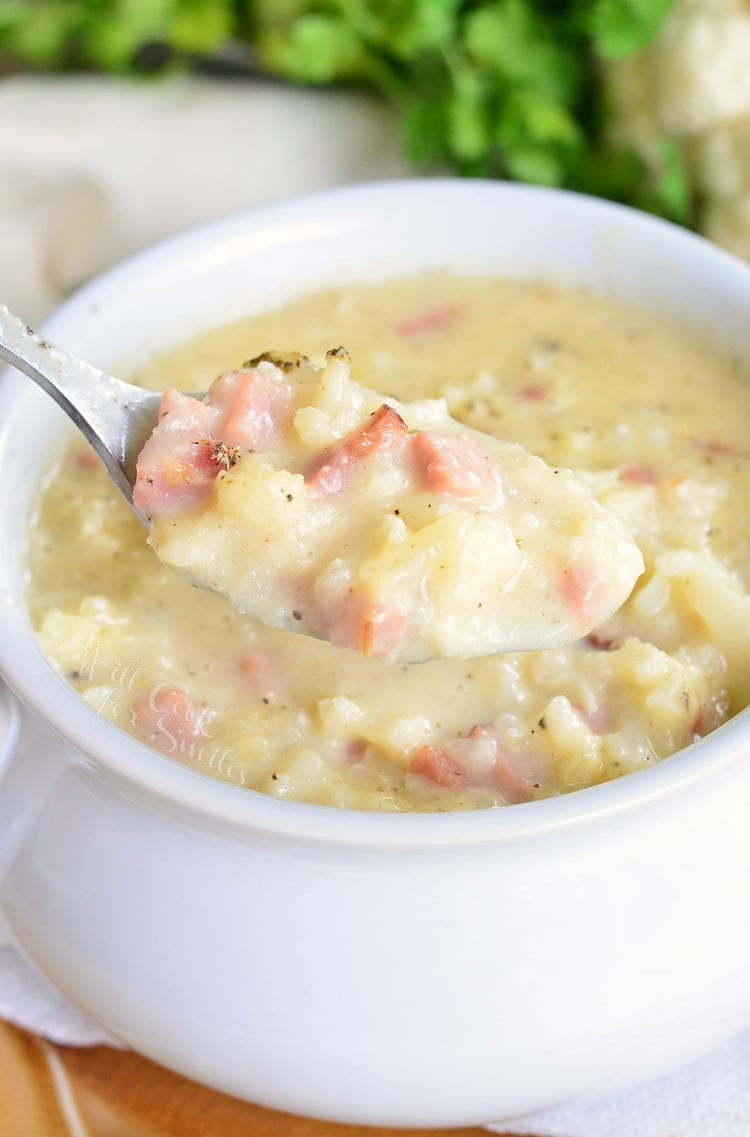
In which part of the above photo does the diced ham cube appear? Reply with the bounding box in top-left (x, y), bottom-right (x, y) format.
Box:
top-left (411, 430), bottom-right (501, 505)
top-left (396, 303), bottom-right (463, 338)
top-left (75, 451), bottom-right (101, 471)
top-left (411, 727), bottom-right (545, 803)
top-left (134, 369), bottom-right (294, 517)
top-left (691, 704), bottom-right (720, 739)
top-left (132, 686), bottom-right (206, 754)
top-left (466, 725), bottom-right (543, 803)
top-left (359, 603), bottom-right (407, 657)
top-left (519, 383), bottom-right (547, 402)
top-left (619, 464), bottom-right (657, 486)
top-left (493, 755), bottom-right (540, 803)
top-left (410, 745), bottom-right (470, 788)
top-left (157, 387), bottom-right (216, 434)
top-left (240, 653), bottom-right (277, 702)
top-left (321, 596), bottom-right (408, 658)
top-left (133, 388), bottom-right (223, 516)
top-left (306, 404), bottom-right (409, 498)
top-left (210, 369), bottom-right (292, 451)
top-left (698, 439), bottom-right (742, 460)
top-left (561, 564), bottom-right (610, 628)
top-left (134, 436), bottom-right (223, 515)
top-left (572, 701), bottom-right (612, 735)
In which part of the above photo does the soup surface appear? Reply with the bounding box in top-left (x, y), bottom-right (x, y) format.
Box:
top-left (28, 276), bottom-right (750, 810)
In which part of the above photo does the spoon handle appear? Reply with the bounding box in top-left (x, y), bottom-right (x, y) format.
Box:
top-left (0, 306), bottom-right (159, 509)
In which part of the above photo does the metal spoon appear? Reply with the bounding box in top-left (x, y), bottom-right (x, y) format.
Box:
top-left (0, 305), bottom-right (167, 524)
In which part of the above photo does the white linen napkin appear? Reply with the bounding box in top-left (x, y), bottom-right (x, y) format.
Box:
top-left (0, 935), bottom-right (120, 1049)
top-left (0, 71), bottom-right (747, 1134)
top-left (491, 1034), bottom-right (750, 1137)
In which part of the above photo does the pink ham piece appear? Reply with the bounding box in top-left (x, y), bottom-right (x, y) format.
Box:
top-left (240, 653), bottom-right (278, 702)
top-left (133, 388), bottom-right (221, 516)
top-left (619, 463), bottom-right (658, 486)
top-left (519, 383), bottom-right (547, 402)
top-left (396, 303), bottom-right (463, 338)
top-left (561, 564), bottom-right (611, 629)
top-left (306, 404), bottom-right (409, 498)
top-left (133, 369), bottom-right (292, 517)
top-left (410, 725), bottom-right (548, 803)
top-left (410, 745), bottom-right (470, 788)
top-left (210, 369), bottom-right (291, 451)
top-left (410, 430), bottom-right (501, 506)
top-left (75, 451), bottom-right (101, 471)
top-left (132, 686), bottom-right (206, 754)
top-left (697, 439), bottom-right (743, 460)
top-left (316, 596), bottom-right (408, 658)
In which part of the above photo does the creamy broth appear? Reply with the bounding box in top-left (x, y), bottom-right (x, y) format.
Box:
top-left (28, 276), bottom-right (750, 810)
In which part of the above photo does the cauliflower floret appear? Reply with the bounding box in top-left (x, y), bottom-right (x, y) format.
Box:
top-left (655, 2), bottom-right (750, 134)
top-left (37, 596), bottom-right (127, 675)
top-left (701, 191), bottom-right (750, 258)
top-left (688, 116), bottom-right (750, 198)
top-left (604, 0), bottom-right (750, 260)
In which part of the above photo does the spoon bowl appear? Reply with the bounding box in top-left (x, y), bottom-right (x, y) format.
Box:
top-left (0, 304), bottom-right (643, 663)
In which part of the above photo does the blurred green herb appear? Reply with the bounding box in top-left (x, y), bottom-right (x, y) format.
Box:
top-left (588, 0), bottom-right (678, 58)
top-left (0, 0), bottom-right (690, 222)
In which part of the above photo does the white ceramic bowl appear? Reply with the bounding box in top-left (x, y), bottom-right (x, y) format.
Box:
top-left (0, 180), bottom-right (749, 1128)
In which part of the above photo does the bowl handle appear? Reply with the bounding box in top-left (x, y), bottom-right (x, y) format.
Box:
top-left (0, 683), bottom-right (20, 786)
top-left (0, 688), bottom-right (79, 880)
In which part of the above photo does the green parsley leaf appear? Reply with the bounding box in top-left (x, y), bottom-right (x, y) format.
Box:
top-left (505, 145), bottom-right (567, 187)
top-left (257, 14), bottom-right (368, 84)
top-left (651, 138), bottom-right (692, 222)
top-left (589, 0), bottom-right (678, 59)
top-left (447, 65), bottom-right (491, 161)
top-left (464, 0), bottom-right (578, 104)
top-left (82, 0), bottom-right (177, 71)
top-left (0, 0), bottom-right (694, 228)
top-left (171, 0), bottom-right (232, 54)
top-left (366, 0), bottom-right (461, 61)
top-left (498, 90), bottom-right (582, 150)
top-left (0, 1), bottom-right (83, 67)
top-left (402, 95), bottom-right (450, 166)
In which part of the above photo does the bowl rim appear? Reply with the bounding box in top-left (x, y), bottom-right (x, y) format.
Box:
top-left (2, 176), bottom-right (749, 847)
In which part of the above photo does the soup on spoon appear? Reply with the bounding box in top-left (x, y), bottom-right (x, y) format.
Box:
top-left (134, 347), bottom-right (643, 663)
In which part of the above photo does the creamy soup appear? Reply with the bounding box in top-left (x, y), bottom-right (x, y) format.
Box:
top-left (28, 276), bottom-right (750, 811)
top-left (134, 349), bottom-right (642, 662)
